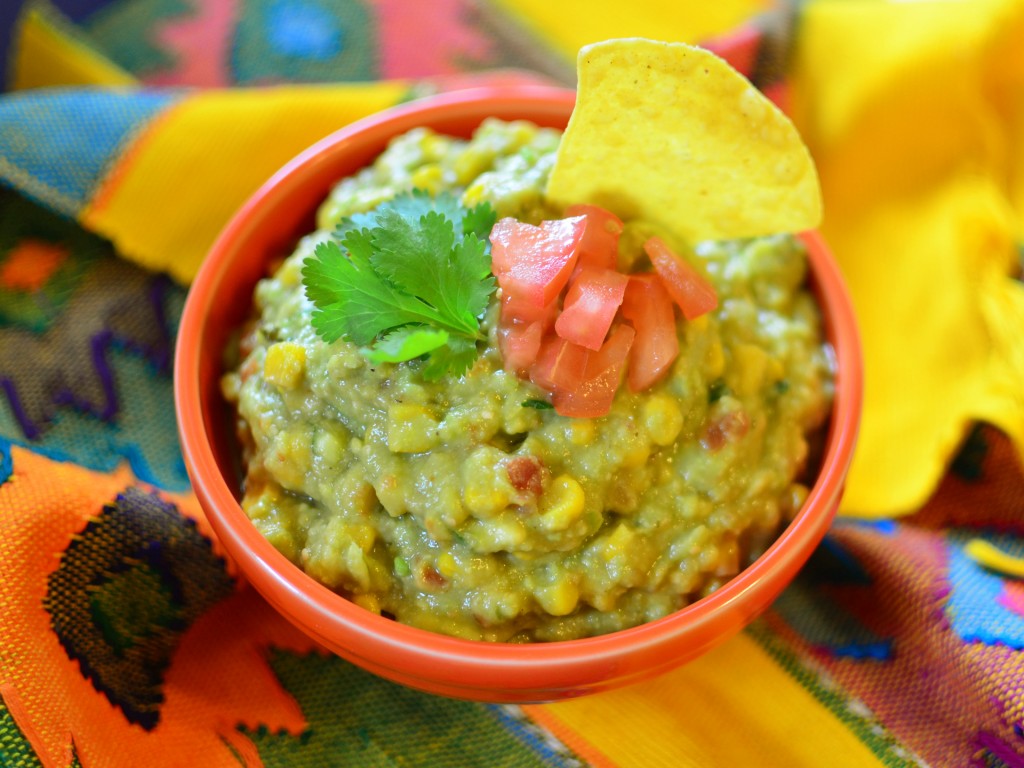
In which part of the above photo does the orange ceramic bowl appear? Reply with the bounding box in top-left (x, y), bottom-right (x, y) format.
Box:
top-left (175, 85), bottom-right (863, 703)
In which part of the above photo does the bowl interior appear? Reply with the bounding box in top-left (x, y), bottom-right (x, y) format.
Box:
top-left (175, 86), bottom-right (863, 702)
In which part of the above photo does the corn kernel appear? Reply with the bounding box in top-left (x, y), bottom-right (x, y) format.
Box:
top-left (348, 523), bottom-right (376, 552)
top-left (264, 342), bottom-right (306, 390)
top-left (314, 430), bottom-right (343, 465)
top-left (352, 592), bottom-right (381, 614)
top-left (462, 480), bottom-right (510, 518)
top-left (621, 439), bottom-right (651, 468)
top-left (344, 542), bottom-right (370, 589)
top-left (454, 151), bottom-right (492, 186)
top-left (437, 553), bottom-right (458, 579)
top-left (689, 314), bottom-right (710, 333)
top-left (732, 343), bottom-right (769, 396)
top-left (268, 429), bottom-right (311, 488)
top-left (568, 419), bottom-right (596, 446)
top-left (386, 403), bottom-right (439, 453)
top-left (461, 447), bottom-right (511, 517)
top-left (535, 580), bottom-right (579, 616)
top-left (351, 481), bottom-right (377, 516)
top-left (540, 475), bottom-right (585, 530)
top-left (421, 132), bottom-right (450, 161)
top-left (705, 338), bottom-right (725, 379)
top-left (410, 164), bottom-right (443, 195)
top-left (602, 523), bottom-right (636, 561)
top-left (643, 394), bottom-right (684, 446)
top-left (275, 258), bottom-right (302, 288)
top-left (461, 181), bottom-right (485, 206)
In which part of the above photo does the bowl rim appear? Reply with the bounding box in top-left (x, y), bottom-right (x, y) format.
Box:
top-left (175, 84), bottom-right (863, 700)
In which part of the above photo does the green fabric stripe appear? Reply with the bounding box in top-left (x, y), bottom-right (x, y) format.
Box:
top-left (241, 650), bottom-right (556, 768)
top-left (746, 621), bottom-right (922, 767)
top-left (0, 692), bottom-right (43, 768)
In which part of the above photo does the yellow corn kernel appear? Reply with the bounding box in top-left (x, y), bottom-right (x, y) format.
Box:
top-left (268, 429), bottom-right (312, 488)
top-left (732, 343), bottom-right (769, 396)
top-left (688, 314), bottom-right (710, 333)
top-left (454, 151), bottom-right (492, 186)
top-left (568, 419), bottom-right (596, 446)
top-left (344, 542), bottom-right (371, 589)
top-left (350, 481), bottom-right (378, 516)
top-left (461, 180), bottom-right (485, 206)
top-left (348, 523), bottom-right (376, 552)
top-left (461, 447), bottom-right (511, 517)
top-left (643, 393), bottom-right (684, 446)
top-left (621, 439), bottom-right (651, 468)
top-left (352, 592), bottom-right (381, 614)
top-left (540, 475), bottom-right (585, 530)
top-left (437, 553), bottom-right (458, 579)
top-left (410, 164), bottom-right (443, 194)
top-left (462, 478), bottom-right (510, 518)
top-left (602, 523), bottom-right (637, 562)
top-left (704, 338), bottom-right (725, 379)
top-left (386, 403), bottom-right (439, 453)
top-left (264, 342), bottom-right (306, 390)
top-left (535, 580), bottom-right (579, 616)
top-left (314, 429), bottom-right (343, 465)
top-left (510, 121), bottom-right (537, 146)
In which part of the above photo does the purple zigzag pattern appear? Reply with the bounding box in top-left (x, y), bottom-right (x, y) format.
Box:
top-left (1, 269), bottom-right (177, 440)
top-left (50, 278), bottom-right (174, 427)
top-left (973, 731), bottom-right (1024, 768)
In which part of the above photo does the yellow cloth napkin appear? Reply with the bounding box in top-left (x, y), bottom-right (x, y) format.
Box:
top-left (790, 0), bottom-right (1024, 514)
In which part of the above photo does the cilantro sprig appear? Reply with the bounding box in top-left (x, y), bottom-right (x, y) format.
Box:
top-left (301, 190), bottom-right (498, 380)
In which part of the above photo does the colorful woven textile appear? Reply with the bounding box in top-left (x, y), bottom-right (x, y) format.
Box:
top-left (1, 1), bottom-right (1023, 766)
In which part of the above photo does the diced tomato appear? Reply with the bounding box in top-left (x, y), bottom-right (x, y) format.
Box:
top-left (490, 216), bottom-right (586, 309)
top-left (498, 320), bottom-right (544, 375)
top-left (565, 204), bottom-right (623, 271)
top-left (552, 324), bottom-right (635, 418)
top-left (506, 455), bottom-right (544, 495)
top-left (620, 274), bottom-right (680, 391)
top-left (530, 333), bottom-right (588, 392)
top-left (500, 290), bottom-right (558, 327)
top-left (644, 236), bottom-right (718, 320)
top-left (554, 267), bottom-right (629, 351)
top-left (701, 409), bottom-right (750, 451)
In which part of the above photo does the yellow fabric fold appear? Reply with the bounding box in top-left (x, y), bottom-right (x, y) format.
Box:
top-left (527, 632), bottom-right (885, 768)
top-left (791, 0), bottom-right (1024, 515)
top-left (487, 0), bottom-right (769, 63)
top-left (10, 6), bottom-right (136, 89)
top-left (79, 83), bottom-right (409, 284)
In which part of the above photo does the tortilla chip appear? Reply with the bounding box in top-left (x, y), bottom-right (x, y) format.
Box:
top-left (546, 38), bottom-right (821, 243)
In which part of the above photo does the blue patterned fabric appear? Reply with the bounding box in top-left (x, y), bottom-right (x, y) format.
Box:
top-left (0, 89), bottom-right (179, 214)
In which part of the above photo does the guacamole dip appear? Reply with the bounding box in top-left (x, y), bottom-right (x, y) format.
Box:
top-left (222, 119), bottom-right (833, 642)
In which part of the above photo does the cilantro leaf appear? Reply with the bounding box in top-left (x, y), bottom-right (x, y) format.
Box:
top-left (334, 190), bottom-right (494, 243)
top-left (301, 190), bottom-right (498, 378)
top-left (521, 398), bottom-right (554, 410)
top-left (422, 335), bottom-right (479, 381)
top-left (371, 209), bottom-right (493, 336)
top-left (361, 327), bottom-right (449, 364)
top-left (461, 201), bottom-right (498, 241)
top-left (305, 237), bottom-right (446, 345)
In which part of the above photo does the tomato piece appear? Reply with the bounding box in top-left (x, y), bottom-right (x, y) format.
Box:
top-left (644, 236), bottom-right (718, 320)
top-left (620, 274), bottom-right (680, 391)
top-left (554, 267), bottom-right (629, 351)
top-left (500, 290), bottom-right (558, 327)
top-left (552, 324), bottom-right (635, 419)
top-left (565, 204), bottom-right (623, 271)
top-left (490, 216), bottom-right (586, 308)
top-left (530, 333), bottom-right (588, 392)
top-left (498, 320), bottom-right (544, 375)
